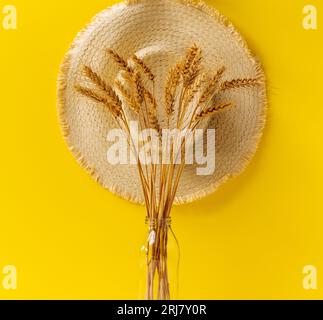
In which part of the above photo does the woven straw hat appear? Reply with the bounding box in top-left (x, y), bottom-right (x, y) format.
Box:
top-left (57, 0), bottom-right (266, 204)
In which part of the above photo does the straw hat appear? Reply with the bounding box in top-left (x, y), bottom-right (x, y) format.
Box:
top-left (57, 0), bottom-right (266, 204)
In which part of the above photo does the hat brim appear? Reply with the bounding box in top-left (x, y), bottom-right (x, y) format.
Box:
top-left (57, 0), bottom-right (267, 205)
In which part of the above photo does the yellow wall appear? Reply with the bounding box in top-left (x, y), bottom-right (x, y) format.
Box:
top-left (0, 0), bottom-right (322, 299)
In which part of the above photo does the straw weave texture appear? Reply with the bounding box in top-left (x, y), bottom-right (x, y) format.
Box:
top-left (57, 0), bottom-right (267, 204)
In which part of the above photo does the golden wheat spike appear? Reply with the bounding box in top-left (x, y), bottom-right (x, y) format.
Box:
top-left (144, 90), bottom-right (161, 134)
top-left (107, 48), bottom-right (133, 73)
top-left (75, 85), bottom-right (122, 118)
top-left (165, 64), bottom-right (182, 117)
top-left (198, 66), bottom-right (225, 105)
top-left (114, 80), bottom-right (139, 113)
top-left (75, 85), bottom-right (107, 104)
top-left (131, 55), bottom-right (155, 81)
top-left (182, 44), bottom-right (199, 74)
top-left (82, 65), bottom-right (108, 91)
top-left (220, 78), bottom-right (260, 91)
top-left (182, 44), bottom-right (202, 87)
top-left (184, 73), bottom-right (205, 106)
top-left (194, 102), bottom-right (233, 122)
top-left (133, 71), bottom-right (145, 105)
top-left (82, 64), bottom-right (122, 108)
top-left (144, 89), bottom-right (157, 110)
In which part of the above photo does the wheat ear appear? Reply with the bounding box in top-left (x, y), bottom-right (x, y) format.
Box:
top-left (144, 89), bottom-right (161, 134)
top-left (165, 64), bottom-right (182, 117)
top-left (198, 66), bottom-right (225, 105)
top-left (75, 85), bottom-right (122, 118)
top-left (114, 79), bottom-right (139, 113)
top-left (83, 65), bottom-right (122, 106)
top-left (220, 78), bottom-right (260, 92)
top-left (83, 65), bottom-right (109, 91)
top-left (193, 102), bottom-right (233, 122)
top-left (107, 48), bottom-right (133, 74)
top-left (133, 71), bottom-right (145, 104)
top-left (183, 73), bottom-right (205, 106)
top-left (131, 55), bottom-right (155, 81)
top-left (182, 44), bottom-right (202, 87)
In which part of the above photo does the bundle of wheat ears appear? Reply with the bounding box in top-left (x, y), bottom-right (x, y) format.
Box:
top-left (75, 44), bottom-right (260, 300)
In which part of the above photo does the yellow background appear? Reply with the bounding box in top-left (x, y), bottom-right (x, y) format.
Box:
top-left (0, 0), bottom-right (322, 299)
